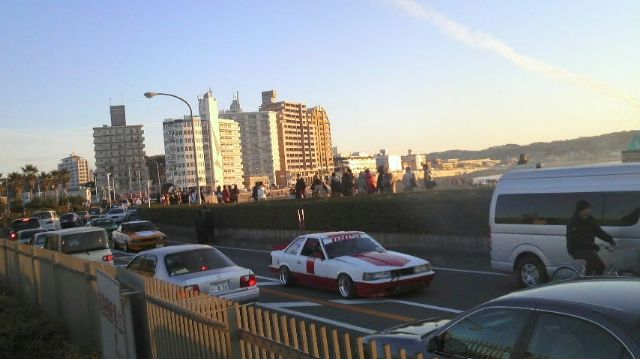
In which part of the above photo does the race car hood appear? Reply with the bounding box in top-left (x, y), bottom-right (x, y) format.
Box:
top-left (333, 250), bottom-right (426, 269)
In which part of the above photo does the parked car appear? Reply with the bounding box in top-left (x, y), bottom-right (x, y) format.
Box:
top-left (112, 220), bottom-right (167, 252)
top-left (126, 244), bottom-right (259, 302)
top-left (88, 207), bottom-right (102, 216)
top-left (76, 211), bottom-right (90, 224)
top-left (9, 218), bottom-right (42, 241)
top-left (490, 163), bottom-right (640, 287)
top-left (269, 231), bottom-right (435, 299)
top-left (33, 227), bottom-right (114, 265)
top-left (123, 208), bottom-right (140, 222)
top-left (60, 213), bottom-right (83, 229)
top-left (32, 210), bottom-right (60, 230)
top-left (86, 217), bottom-right (118, 239)
top-left (106, 207), bottom-right (127, 223)
top-left (363, 278), bottom-right (640, 358)
top-left (18, 228), bottom-right (47, 245)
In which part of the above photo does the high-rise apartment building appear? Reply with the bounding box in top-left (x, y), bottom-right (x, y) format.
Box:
top-left (219, 118), bottom-right (244, 187)
top-left (93, 106), bottom-right (147, 195)
top-left (110, 105), bottom-right (126, 126)
top-left (58, 153), bottom-right (90, 190)
top-left (259, 90), bottom-right (333, 186)
top-left (198, 89), bottom-right (224, 188)
top-left (220, 94), bottom-right (281, 186)
top-left (163, 116), bottom-right (208, 190)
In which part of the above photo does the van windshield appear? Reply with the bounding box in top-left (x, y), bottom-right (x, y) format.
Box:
top-left (61, 231), bottom-right (109, 254)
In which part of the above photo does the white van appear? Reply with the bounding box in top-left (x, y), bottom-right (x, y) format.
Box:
top-left (35, 227), bottom-right (114, 265)
top-left (490, 163), bottom-right (640, 287)
top-left (32, 210), bottom-right (60, 230)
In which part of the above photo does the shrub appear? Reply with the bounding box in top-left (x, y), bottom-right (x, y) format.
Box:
top-left (140, 188), bottom-right (493, 236)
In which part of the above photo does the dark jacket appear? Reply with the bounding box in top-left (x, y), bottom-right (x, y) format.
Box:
top-left (342, 173), bottom-right (354, 195)
top-left (566, 212), bottom-right (613, 256)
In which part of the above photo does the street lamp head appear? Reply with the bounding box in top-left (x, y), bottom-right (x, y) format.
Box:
top-left (144, 92), bottom-right (157, 99)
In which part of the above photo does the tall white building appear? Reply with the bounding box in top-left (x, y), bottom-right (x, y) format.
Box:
top-left (58, 153), bottom-right (90, 190)
top-left (162, 116), bottom-right (207, 190)
top-left (219, 118), bottom-right (244, 187)
top-left (93, 111), bottom-right (147, 195)
top-left (220, 95), bottom-right (281, 185)
top-left (198, 89), bottom-right (224, 188)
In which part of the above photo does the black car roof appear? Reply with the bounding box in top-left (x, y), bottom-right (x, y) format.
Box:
top-left (495, 278), bottom-right (640, 317)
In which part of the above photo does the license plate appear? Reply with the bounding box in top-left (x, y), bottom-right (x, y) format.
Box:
top-left (210, 281), bottom-right (230, 294)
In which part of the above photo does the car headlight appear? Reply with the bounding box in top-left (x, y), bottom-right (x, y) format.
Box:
top-left (414, 264), bottom-right (432, 273)
top-left (362, 271), bottom-right (392, 281)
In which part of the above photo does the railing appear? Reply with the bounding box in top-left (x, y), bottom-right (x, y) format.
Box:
top-left (0, 239), bottom-right (429, 359)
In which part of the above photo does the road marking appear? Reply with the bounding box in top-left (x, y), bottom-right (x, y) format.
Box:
top-left (256, 303), bottom-right (376, 334)
top-left (258, 282), bottom-right (281, 287)
top-left (257, 301), bottom-right (321, 308)
top-left (256, 275), bottom-right (279, 282)
top-left (332, 299), bottom-right (462, 314)
top-left (432, 266), bottom-right (511, 277)
top-left (259, 287), bottom-right (416, 322)
top-left (215, 245), bottom-right (509, 277)
top-left (216, 245), bottom-right (271, 254)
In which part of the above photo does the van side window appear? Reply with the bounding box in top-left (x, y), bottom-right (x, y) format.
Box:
top-left (45, 235), bottom-right (59, 251)
top-left (602, 192), bottom-right (640, 226)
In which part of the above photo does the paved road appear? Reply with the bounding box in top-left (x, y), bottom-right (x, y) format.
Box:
top-left (112, 242), bottom-right (519, 335)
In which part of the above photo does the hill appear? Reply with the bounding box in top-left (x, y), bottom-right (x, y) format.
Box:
top-left (429, 130), bottom-right (639, 165)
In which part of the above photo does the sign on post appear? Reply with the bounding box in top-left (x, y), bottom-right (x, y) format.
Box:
top-left (97, 270), bottom-right (136, 359)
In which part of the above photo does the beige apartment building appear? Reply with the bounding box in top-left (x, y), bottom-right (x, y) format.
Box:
top-left (218, 118), bottom-right (244, 187)
top-left (93, 105), bottom-right (147, 195)
top-left (58, 153), bottom-right (91, 190)
top-left (259, 90), bottom-right (333, 186)
top-left (220, 94), bottom-right (281, 187)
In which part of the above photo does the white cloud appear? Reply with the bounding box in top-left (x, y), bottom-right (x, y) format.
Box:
top-left (389, 0), bottom-right (640, 109)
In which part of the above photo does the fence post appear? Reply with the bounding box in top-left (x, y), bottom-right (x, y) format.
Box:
top-left (84, 262), bottom-right (100, 349)
top-left (227, 305), bottom-right (243, 359)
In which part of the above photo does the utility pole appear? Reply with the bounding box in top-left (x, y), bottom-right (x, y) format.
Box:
top-left (106, 172), bottom-right (112, 206)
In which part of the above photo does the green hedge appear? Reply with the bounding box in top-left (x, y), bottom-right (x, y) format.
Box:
top-left (139, 188), bottom-right (493, 236)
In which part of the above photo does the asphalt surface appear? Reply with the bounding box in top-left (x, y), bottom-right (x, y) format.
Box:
top-left (112, 241), bottom-right (520, 336)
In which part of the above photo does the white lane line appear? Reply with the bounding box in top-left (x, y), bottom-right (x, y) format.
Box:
top-left (331, 299), bottom-right (462, 314)
top-left (256, 301), bottom-right (321, 308)
top-left (258, 282), bottom-right (281, 287)
top-left (256, 303), bottom-right (376, 334)
top-left (432, 266), bottom-right (510, 277)
top-left (215, 245), bottom-right (271, 254)
top-left (256, 275), bottom-right (279, 282)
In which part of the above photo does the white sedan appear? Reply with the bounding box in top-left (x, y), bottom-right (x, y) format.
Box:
top-left (269, 231), bottom-right (436, 299)
top-left (126, 244), bottom-right (259, 303)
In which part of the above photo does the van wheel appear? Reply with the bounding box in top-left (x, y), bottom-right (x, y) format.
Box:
top-left (516, 255), bottom-right (548, 288)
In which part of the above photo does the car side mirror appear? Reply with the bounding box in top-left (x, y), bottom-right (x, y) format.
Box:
top-left (427, 335), bottom-right (442, 352)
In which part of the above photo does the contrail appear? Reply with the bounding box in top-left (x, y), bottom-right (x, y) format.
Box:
top-left (390, 0), bottom-right (640, 109)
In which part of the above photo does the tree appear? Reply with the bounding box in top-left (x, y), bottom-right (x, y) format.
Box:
top-left (38, 171), bottom-right (53, 198)
top-left (21, 164), bottom-right (39, 195)
top-left (7, 172), bottom-right (24, 200)
top-left (57, 169), bottom-right (71, 190)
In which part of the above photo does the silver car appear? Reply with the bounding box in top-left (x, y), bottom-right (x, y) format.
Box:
top-left (125, 244), bottom-right (259, 303)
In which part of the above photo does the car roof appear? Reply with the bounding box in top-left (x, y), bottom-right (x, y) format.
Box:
top-left (501, 162), bottom-right (640, 181)
top-left (135, 244), bottom-right (216, 258)
top-left (301, 231), bottom-right (368, 239)
top-left (122, 220), bottom-right (151, 225)
top-left (13, 217), bottom-right (38, 223)
top-left (47, 227), bottom-right (106, 235)
top-left (494, 278), bottom-right (640, 317)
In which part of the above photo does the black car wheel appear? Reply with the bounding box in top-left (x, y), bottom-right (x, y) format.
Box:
top-left (279, 266), bottom-right (295, 287)
top-left (338, 274), bottom-right (358, 299)
top-left (516, 255), bottom-right (548, 288)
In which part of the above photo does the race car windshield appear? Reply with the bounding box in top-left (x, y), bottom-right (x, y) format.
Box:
top-left (324, 237), bottom-right (384, 259)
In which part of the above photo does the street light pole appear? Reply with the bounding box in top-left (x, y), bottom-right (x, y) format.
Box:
top-left (106, 172), bottom-right (112, 206)
top-left (144, 92), bottom-right (202, 205)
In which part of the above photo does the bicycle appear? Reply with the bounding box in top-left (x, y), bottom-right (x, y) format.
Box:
top-left (551, 243), bottom-right (639, 282)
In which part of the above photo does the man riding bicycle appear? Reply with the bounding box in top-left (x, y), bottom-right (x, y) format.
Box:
top-left (566, 200), bottom-right (616, 275)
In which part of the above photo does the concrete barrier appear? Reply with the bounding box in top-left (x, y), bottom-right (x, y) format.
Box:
top-left (159, 224), bottom-right (491, 265)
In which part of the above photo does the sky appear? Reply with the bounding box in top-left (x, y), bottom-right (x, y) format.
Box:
top-left (1, 0), bottom-right (639, 174)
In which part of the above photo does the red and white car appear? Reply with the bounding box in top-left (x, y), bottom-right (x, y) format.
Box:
top-left (269, 231), bottom-right (436, 299)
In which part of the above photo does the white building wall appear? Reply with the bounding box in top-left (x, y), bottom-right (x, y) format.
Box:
top-left (163, 117), bottom-right (207, 190)
top-left (198, 90), bottom-right (224, 188)
top-left (219, 118), bottom-right (244, 187)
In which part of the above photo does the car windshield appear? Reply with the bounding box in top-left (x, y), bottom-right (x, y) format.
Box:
top-left (33, 212), bottom-right (53, 220)
top-left (90, 218), bottom-right (114, 226)
top-left (12, 219), bottom-right (41, 231)
top-left (164, 248), bottom-right (235, 277)
top-left (124, 222), bottom-right (155, 232)
top-left (61, 213), bottom-right (75, 220)
top-left (323, 236), bottom-right (385, 259)
top-left (61, 231), bottom-right (109, 254)
top-left (109, 208), bottom-right (124, 214)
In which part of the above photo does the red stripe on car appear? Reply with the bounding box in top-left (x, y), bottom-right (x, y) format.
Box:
top-left (351, 251), bottom-right (410, 267)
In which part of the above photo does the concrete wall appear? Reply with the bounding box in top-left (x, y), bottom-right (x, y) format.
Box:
top-left (160, 224), bottom-right (491, 259)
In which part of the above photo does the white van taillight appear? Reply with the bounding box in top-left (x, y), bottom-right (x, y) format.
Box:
top-left (102, 254), bottom-right (114, 262)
